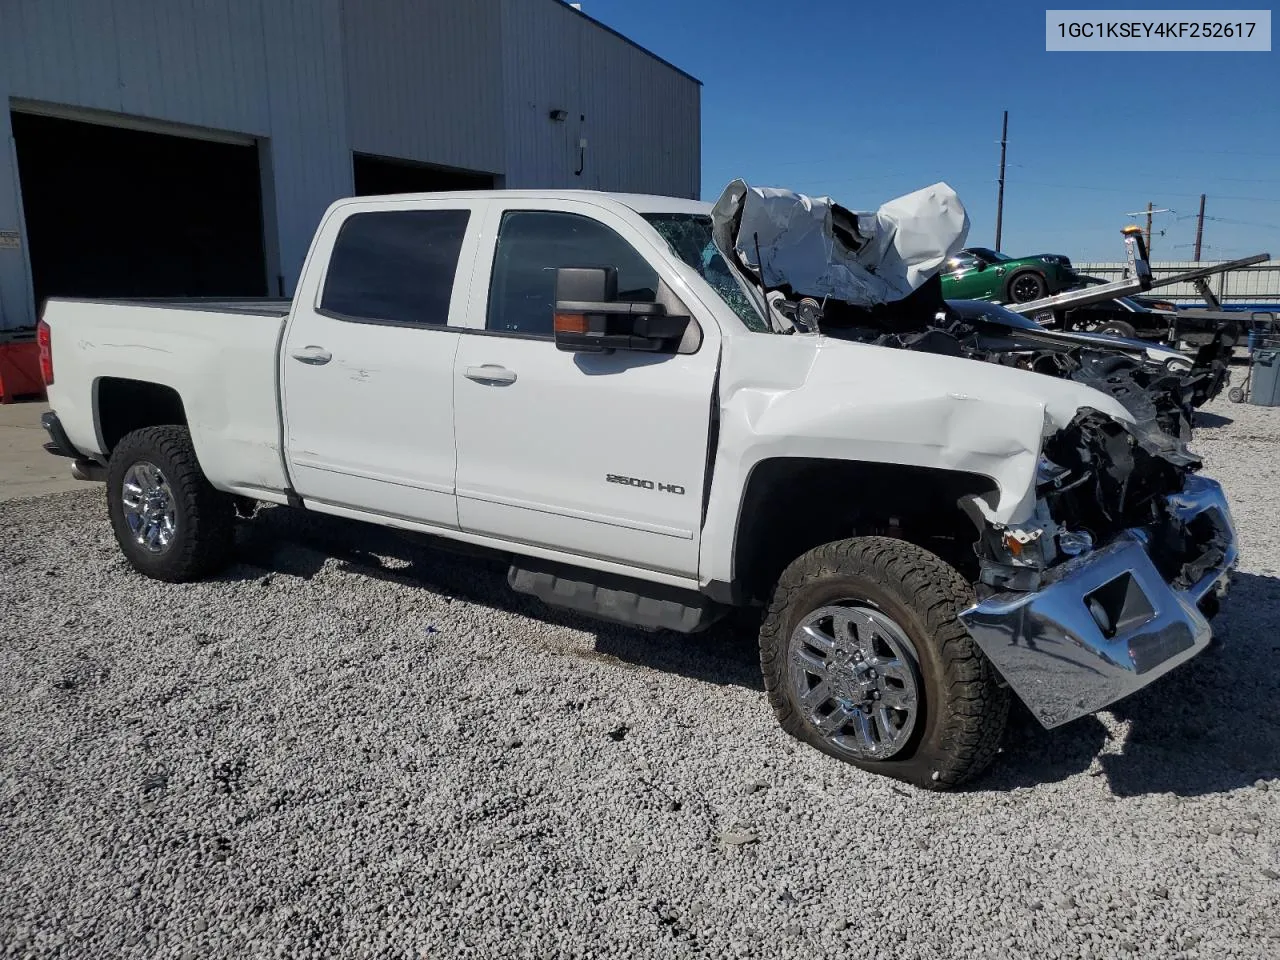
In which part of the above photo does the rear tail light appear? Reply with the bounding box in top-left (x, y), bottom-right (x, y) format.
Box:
top-left (36, 319), bottom-right (53, 385)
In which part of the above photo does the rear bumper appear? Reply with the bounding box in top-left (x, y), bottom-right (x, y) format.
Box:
top-left (41, 411), bottom-right (106, 481)
top-left (40, 411), bottom-right (84, 459)
top-left (961, 475), bottom-right (1236, 728)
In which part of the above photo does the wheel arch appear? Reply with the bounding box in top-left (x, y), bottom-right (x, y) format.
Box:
top-left (726, 457), bottom-right (999, 604)
top-left (94, 377), bottom-right (189, 456)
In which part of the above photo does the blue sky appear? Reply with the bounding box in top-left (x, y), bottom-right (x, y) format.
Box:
top-left (583, 0), bottom-right (1278, 261)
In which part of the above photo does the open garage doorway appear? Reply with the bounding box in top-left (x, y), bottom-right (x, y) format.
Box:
top-left (11, 109), bottom-right (268, 310)
top-left (352, 153), bottom-right (496, 196)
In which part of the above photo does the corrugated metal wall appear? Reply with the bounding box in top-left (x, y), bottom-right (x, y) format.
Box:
top-left (260, 0), bottom-right (352, 290)
top-left (343, 0), bottom-right (504, 176)
top-left (1074, 260), bottom-right (1280, 303)
top-left (0, 0), bottom-right (700, 330)
top-left (0, 0), bottom-right (355, 328)
top-left (500, 0), bottom-right (700, 197)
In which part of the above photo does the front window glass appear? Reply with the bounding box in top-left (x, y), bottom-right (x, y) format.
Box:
top-left (642, 214), bottom-right (768, 332)
top-left (487, 211), bottom-right (658, 337)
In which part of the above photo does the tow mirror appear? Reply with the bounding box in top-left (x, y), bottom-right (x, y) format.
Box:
top-left (553, 266), bottom-right (690, 354)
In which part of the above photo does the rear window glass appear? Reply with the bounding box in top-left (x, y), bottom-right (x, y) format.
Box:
top-left (321, 209), bottom-right (470, 326)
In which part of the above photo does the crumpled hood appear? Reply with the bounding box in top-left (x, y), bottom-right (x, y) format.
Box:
top-left (727, 332), bottom-right (1137, 526)
top-left (709, 179), bottom-right (970, 307)
top-left (809, 334), bottom-right (1135, 434)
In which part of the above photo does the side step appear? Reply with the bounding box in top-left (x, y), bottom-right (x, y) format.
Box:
top-left (508, 562), bottom-right (725, 634)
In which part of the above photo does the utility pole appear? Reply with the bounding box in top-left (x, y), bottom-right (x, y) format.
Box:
top-left (995, 110), bottom-right (1008, 252)
top-left (1125, 204), bottom-right (1171, 258)
top-left (1194, 193), bottom-right (1206, 262)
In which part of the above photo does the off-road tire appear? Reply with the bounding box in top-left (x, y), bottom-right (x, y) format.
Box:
top-left (759, 536), bottom-right (1009, 790)
top-left (1005, 269), bottom-right (1047, 303)
top-left (106, 426), bottom-right (235, 582)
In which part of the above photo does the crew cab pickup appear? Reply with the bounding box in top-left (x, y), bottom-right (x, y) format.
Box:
top-left (39, 186), bottom-right (1238, 789)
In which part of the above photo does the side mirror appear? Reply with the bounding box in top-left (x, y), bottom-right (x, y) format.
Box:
top-left (553, 267), bottom-right (690, 354)
top-left (974, 261), bottom-right (987, 271)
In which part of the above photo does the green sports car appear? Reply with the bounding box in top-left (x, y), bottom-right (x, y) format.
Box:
top-left (939, 247), bottom-right (1081, 304)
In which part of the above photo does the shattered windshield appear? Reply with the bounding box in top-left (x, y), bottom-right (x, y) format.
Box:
top-left (642, 213), bottom-right (769, 332)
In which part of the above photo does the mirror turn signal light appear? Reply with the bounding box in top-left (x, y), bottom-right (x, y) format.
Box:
top-left (554, 311), bottom-right (590, 335)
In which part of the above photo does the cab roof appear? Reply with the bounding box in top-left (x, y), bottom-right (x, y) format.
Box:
top-left (334, 190), bottom-right (712, 217)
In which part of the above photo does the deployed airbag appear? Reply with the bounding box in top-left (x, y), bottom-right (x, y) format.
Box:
top-left (709, 179), bottom-right (970, 307)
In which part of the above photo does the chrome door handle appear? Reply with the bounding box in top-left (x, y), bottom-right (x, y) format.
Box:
top-left (291, 346), bottom-right (332, 365)
top-left (464, 364), bottom-right (517, 385)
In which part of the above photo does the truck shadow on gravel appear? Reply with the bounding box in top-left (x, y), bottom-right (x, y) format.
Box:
top-left (225, 508), bottom-right (1278, 796)
top-left (981, 570), bottom-right (1280, 797)
top-left (225, 506), bottom-right (766, 693)
top-left (1192, 411), bottom-right (1233, 430)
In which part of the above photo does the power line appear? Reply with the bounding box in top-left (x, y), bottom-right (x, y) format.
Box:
top-left (1016, 179), bottom-right (1280, 202)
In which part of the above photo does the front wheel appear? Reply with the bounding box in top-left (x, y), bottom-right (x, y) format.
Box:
top-left (759, 537), bottom-right (1009, 790)
top-left (1006, 270), bottom-right (1047, 303)
top-left (106, 425), bottom-right (235, 582)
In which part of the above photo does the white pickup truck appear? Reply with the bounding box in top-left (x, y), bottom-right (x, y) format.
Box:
top-left (38, 185), bottom-right (1237, 789)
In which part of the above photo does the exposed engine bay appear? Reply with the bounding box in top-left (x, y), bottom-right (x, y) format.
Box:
top-left (807, 277), bottom-right (1227, 440)
top-left (803, 279), bottom-right (1228, 591)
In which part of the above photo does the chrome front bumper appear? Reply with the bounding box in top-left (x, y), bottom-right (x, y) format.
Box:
top-left (960, 475), bottom-right (1237, 729)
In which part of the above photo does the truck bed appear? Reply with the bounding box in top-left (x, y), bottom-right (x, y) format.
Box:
top-left (41, 296), bottom-right (292, 501)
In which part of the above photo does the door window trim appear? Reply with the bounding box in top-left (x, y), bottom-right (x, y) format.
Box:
top-left (314, 306), bottom-right (462, 331)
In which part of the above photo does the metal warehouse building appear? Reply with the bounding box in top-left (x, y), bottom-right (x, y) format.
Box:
top-left (0, 0), bottom-right (701, 331)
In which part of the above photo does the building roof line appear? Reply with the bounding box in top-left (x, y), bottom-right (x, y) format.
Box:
top-left (552, 0), bottom-right (702, 86)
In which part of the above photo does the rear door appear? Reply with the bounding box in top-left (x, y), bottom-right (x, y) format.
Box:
top-left (280, 199), bottom-right (485, 528)
top-left (451, 200), bottom-right (720, 577)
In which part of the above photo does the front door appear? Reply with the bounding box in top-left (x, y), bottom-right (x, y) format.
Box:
top-left (452, 203), bottom-right (719, 577)
top-left (942, 254), bottom-right (990, 299)
top-left (281, 200), bottom-right (485, 528)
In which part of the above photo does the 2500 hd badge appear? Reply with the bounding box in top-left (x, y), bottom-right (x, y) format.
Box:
top-left (605, 473), bottom-right (686, 495)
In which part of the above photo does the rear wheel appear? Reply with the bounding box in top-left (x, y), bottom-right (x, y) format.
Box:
top-left (1095, 319), bottom-right (1138, 338)
top-left (106, 426), bottom-right (235, 582)
top-left (759, 537), bottom-right (1009, 789)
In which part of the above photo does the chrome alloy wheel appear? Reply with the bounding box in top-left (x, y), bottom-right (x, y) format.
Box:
top-left (121, 461), bottom-right (177, 554)
top-left (788, 603), bottom-right (922, 759)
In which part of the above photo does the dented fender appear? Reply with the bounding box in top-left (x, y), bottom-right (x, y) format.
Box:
top-left (697, 332), bottom-right (1135, 587)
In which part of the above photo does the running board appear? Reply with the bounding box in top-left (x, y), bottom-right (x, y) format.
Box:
top-left (508, 562), bottom-right (725, 633)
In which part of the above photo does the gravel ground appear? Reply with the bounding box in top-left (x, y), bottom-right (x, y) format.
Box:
top-left (2, 394), bottom-right (1279, 960)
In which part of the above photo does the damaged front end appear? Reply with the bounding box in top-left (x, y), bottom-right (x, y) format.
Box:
top-left (959, 410), bottom-right (1236, 728)
top-left (706, 178), bottom-right (1239, 730)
